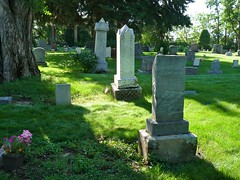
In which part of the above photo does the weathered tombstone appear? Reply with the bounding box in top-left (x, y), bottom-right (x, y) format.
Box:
top-left (193, 59), bottom-right (200, 67)
top-left (111, 25), bottom-right (142, 101)
top-left (135, 43), bottom-right (142, 59)
top-left (169, 45), bottom-right (178, 55)
top-left (85, 41), bottom-right (94, 51)
top-left (213, 44), bottom-right (223, 54)
top-left (190, 44), bottom-right (198, 52)
top-left (37, 39), bottom-right (48, 49)
top-left (55, 84), bottom-right (71, 105)
top-left (209, 59), bottom-right (223, 74)
top-left (139, 56), bottom-right (155, 74)
top-left (0, 97), bottom-right (13, 104)
top-left (106, 47), bottom-right (111, 58)
top-left (33, 47), bottom-right (47, 66)
top-left (75, 47), bottom-right (81, 54)
top-left (159, 47), bottom-right (164, 54)
top-left (232, 60), bottom-right (239, 67)
top-left (94, 18), bottom-right (109, 72)
top-left (138, 55), bottom-right (197, 163)
top-left (186, 50), bottom-right (195, 61)
top-left (225, 50), bottom-right (232, 56)
top-left (186, 67), bottom-right (198, 75)
top-left (237, 50), bottom-right (240, 56)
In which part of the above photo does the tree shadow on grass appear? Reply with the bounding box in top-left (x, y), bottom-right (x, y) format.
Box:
top-left (0, 104), bottom-right (146, 179)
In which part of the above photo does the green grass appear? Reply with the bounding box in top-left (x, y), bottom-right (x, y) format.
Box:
top-left (0, 50), bottom-right (239, 179)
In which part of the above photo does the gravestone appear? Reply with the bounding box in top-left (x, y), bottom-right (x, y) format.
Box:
top-left (33, 47), bottom-right (47, 66)
top-left (139, 55), bottom-right (197, 163)
top-left (56, 84), bottom-right (71, 105)
top-left (209, 59), bottom-right (223, 74)
top-left (0, 97), bottom-right (13, 104)
top-left (237, 50), bottom-right (240, 56)
top-left (225, 51), bottom-right (232, 56)
top-left (186, 67), bottom-right (198, 75)
top-left (139, 56), bottom-right (155, 74)
top-left (232, 60), bottom-right (239, 67)
top-left (186, 50), bottom-right (195, 61)
top-left (75, 47), bottom-right (81, 54)
top-left (169, 45), bottom-right (178, 55)
top-left (213, 44), bottom-right (223, 54)
top-left (106, 47), bottom-right (111, 58)
top-left (94, 18), bottom-right (109, 72)
top-left (193, 59), bottom-right (200, 67)
top-left (159, 47), bottom-right (164, 54)
top-left (37, 39), bottom-right (48, 49)
top-left (111, 25), bottom-right (142, 101)
top-left (135, 43), bottom-right (142, 59)
top-left (190, 44), bottom-right (198, 52)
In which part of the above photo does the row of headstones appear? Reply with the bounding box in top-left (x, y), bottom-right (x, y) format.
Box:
top-left (140, 56), bottom-right (239, 75)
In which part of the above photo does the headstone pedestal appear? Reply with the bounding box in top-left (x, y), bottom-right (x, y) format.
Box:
top-left (138, 55), bottom-right (197, 163)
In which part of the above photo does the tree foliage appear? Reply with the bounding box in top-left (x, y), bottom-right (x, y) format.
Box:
top-left (199, 29), bottom-right (211, 49)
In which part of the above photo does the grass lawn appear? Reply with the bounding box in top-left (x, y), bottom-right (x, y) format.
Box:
top-left (0, 50), bottom-right (239, 179)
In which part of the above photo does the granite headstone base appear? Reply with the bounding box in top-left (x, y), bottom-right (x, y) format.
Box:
top-left (111, 83), bottom-right (142, 101)
top-left (146, 118), bottom-right (189, 136)
top-left (138, 129), bottom-right (197, 163)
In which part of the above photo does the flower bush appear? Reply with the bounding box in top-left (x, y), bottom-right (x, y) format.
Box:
top-left (2, 130), bottom-right (32, 156)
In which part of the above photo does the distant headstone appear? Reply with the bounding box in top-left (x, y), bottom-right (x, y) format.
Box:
top-left (33, 47), bottom-right (47, 66)
top-left (213, 44), bottom-right (223, 54)
top-left (193, 59), bottom-right (200, 67)
top-left (75, 47), bottom-right (81, 54)
top-left (169, 45), bottom-right (178, 55)
top-left (232, 60), bottom-right (239, 67)
top-left (159, 47), bottom-right (164, 54)
top-left (0, 97), bottom-right (13, 104)
top-left (139, 56), bottom-right (155, 74)
top-left (135, 43), bottom-right (142, 59)
top-left (237, 49), bottom-right (240, 56)
top-left (186, 67), bottom-right (198, 75)
top-left (186, 50), bottom-right (195, 61)
top-left (94, 18), bottom-right (109, 72)
top-left (85, 41), bottom-right (94, 51)
top-left (225, 50), bottom-right (232, 56)
top-left (139, 55), bottom-right (197, 163)
top-left (222, 49), bottom-right (228, 54)
top-left (190, 44), bottom-right (198, 52)
top-left (111, 25), bottom-right (142, 101)
top-left (37, 39), bottom-right (48, 49)
top-left (55, 84), bottom-right (71, 105)
top-left (209, 59), bottom-right (223, 74)
top-left (106, 47), bottom-right (111, 58)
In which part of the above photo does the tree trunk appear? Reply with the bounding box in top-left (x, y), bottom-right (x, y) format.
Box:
top-left (0, 1), bottom-right (40, 83)
top-left (74, 24), bottom-right (78, 45)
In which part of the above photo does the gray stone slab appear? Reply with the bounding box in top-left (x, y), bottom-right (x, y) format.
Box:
top-left (146, 118), bottom-right (189, 136)
top-left (55, 84), bottom-right (71, 105)
top-left (209, 59), bottom-right (223, 74)
top-left (0, 97), bottom-right (13, 104)
top-left (138, 129), bottom-right (197, 163)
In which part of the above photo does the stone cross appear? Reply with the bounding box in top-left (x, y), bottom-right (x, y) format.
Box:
top-left (94, 18), bottom-right (109, 72)
top-left (114, 25), bottom-right (137, 88)
top-left (139, 55), bottom-right (197, 163)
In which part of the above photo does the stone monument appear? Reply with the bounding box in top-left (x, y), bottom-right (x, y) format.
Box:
top-left (94, 18), bottom-right (109, 72)
top-left (56, 84), bottom-right (71, 105)
top-left (106, 47), bottom-right (111, 58)
top-left (169, 45), bottom-right (178, 55)
top-left (193, 59), bottom-right (200, 67)
top-left (111, 25), bottom-right (142, 101)
top-left (232, 60), bottom-right (239, 67)
top-left (186, 50), bottom-right (195, 61)
top-left (138, 55), bottom-right (197, 163)
top-left (209, 59), bottom-right (223, 74)
top-left (213, 44), bottom-right (223, 54)
top-left (139, 56), bottom-right (155, 74)
top-left (33, 47), bottom-right (47, 66)
top-left (135, 43), bottom-right (142, 59)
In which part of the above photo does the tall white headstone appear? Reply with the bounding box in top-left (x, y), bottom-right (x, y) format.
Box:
top-left (111, 25), bottom-right (142, 100)
top-left (114, 25), bottom-right (137, 88)
top-left (94, 18), bottom-right (109, 72)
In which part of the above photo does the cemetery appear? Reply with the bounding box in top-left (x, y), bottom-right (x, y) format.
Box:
top-left (0, 1), bottom-right (240, 179)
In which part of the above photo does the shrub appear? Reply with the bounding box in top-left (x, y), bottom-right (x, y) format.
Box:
top-left (73, 50), bottom-right (98, 73)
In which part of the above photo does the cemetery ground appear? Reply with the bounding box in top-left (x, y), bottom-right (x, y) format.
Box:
top-left (0, 50), bottom-right (239, 179)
